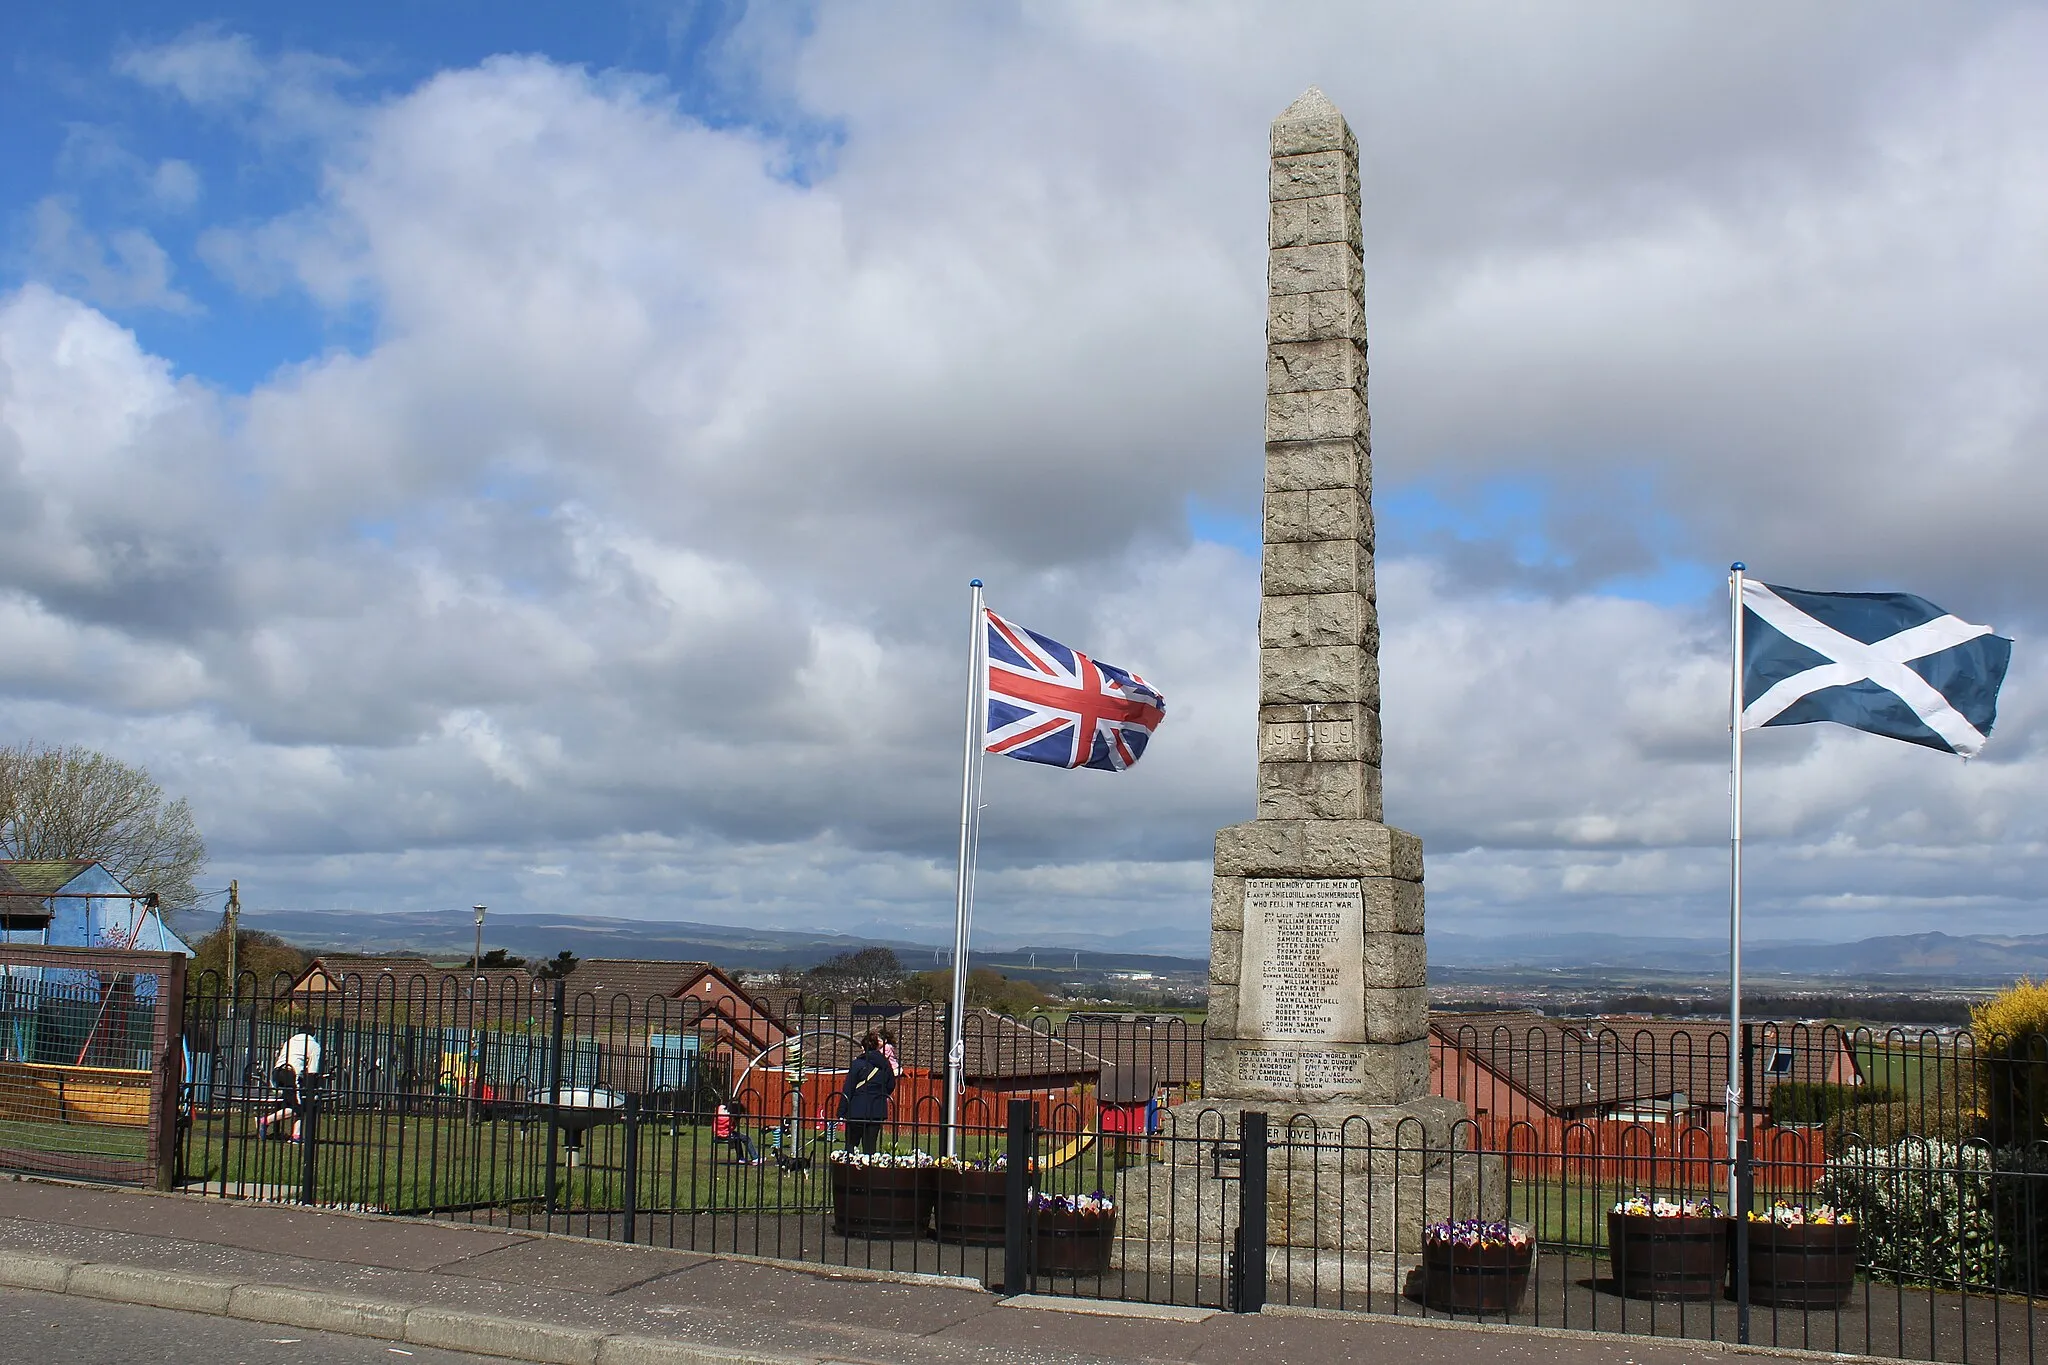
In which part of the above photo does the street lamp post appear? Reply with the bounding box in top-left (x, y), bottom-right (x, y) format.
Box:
top-left (471, 904), bottom-right (487, 1106)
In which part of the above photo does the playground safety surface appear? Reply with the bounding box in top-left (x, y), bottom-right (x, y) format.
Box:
top-left (0, 1177), bottom-right (1994, 1365)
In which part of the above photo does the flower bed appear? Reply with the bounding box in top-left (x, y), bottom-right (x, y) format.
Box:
top-left (828, 1150), bottom-right (934, 1238)
top-left (1745, 1203), bottom-right (1859, 1309)
top-left (1420, 1220), bottom-right (1534, 1314)
top-left (1609, 1195), bottom-right (1729, 1301)
top-left (1030, 1191), bottom-right (1114, 1276)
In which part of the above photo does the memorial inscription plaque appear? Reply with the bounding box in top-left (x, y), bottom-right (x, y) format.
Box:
top-left (1241, 877), bottom-right (1365, 1043)
top-left (1234, 1046), bottom-right (1367, 1092)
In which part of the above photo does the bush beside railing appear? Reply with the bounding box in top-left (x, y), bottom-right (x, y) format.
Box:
top-left (1814, 1135), bottom-right (2048, 1293)
top-left (1818, 1137), bottom-right (2000, 1288)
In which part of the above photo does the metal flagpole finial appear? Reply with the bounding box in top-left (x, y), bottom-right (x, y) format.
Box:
top-left (1731, 562), bottom-right (1745, 573)
top-left (970, 579), bottom-right (982, 587)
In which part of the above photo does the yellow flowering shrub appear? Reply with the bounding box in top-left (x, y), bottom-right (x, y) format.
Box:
top-left (1972, 978), bottom-right (2048, 1146)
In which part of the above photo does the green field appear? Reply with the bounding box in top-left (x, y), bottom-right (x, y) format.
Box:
top-left (1855, 1040), bottom-right (1933, 1097)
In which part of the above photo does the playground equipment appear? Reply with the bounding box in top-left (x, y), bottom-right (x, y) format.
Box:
top-left (1040, 1129), bottom-right (1097, 1171)
top-left (731, 1027), bottom-right (857, 1173)
top-left (551, 1085), bottom-right (623, 1166)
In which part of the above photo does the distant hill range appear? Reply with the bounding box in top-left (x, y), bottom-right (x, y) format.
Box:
top-left (221, 908), bottom-right (2048, 985)
top-left (1432, 930), bottom-right (2048, 982)
top-left (230, 907), bottom-right (1207, 976)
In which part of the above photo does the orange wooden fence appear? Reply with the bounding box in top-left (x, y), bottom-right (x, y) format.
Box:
top-left (731, 1068), bottom-right (1096, 1146)
top-left (1473, 1117), bottom-right (1827, 1192)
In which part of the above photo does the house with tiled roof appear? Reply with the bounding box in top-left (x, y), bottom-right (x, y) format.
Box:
top-left (1430, 1010), bottom-right (1862, 1130)
top-left (290, 955), bottom-right (446, 992)
top-left (1058, 1013), bottom-right (1205, 1103)
top-left (733, 1002), bottom-right (1105, 1134)
top-left (284, 956), bottom-right (547, 1027)
top-left (559, 959), bottom-right (787, 1061)
top-left (500, 959), bottom-right (792, 1098)
top-left (560, 958), bottom-right (712, 1007)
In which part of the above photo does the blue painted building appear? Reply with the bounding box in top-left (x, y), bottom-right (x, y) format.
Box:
top-left (0, 861), bottom-right (193, 1070)
top-left (0, 860), bottom-right (194, 956)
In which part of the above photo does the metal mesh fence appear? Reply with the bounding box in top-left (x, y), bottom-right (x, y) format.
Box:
top-left (0, 944), bottom-right (183, 1184)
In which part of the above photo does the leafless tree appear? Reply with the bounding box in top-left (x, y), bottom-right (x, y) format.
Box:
top-left (0, 743), bottom-right (207, 910)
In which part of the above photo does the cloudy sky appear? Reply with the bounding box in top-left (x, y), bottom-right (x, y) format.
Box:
top-left (2, 2), bottom-right (2042, 958)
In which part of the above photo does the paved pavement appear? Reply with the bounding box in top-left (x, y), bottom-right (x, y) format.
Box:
top-left (0, 1177), bottom-right (1924, 1365)
top-left (1, 1284), bottom-right (507, 1364)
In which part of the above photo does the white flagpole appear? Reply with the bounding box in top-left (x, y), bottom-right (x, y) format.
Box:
top-left (1727, 562), bottom-right (1746, 1212)
top-left (945, 580), bottom-right (986, 1156)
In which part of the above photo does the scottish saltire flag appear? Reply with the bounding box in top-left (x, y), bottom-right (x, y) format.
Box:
top-left (1741, 581), bottom-right (2011, 757)
top-left (983, 609), bottom-right (1165, 771)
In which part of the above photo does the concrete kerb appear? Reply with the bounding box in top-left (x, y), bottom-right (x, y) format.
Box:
top-left (1263, 1300), bottom-right (1921, 1365)
top-left (0, 1249), bottom-right (77, 1293)
top-left (68, 1260), bottom-right (236, 1314)
top-left (404, 1306), bottom-right (605, 1365)
top-left (230, 1281), bottom-right (410, 1340)
top-left (0, 1251), bottom-right (820, 1365)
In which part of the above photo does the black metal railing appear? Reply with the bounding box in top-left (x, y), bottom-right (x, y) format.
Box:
top-left (25, 967), bottom-right (2037, 1362)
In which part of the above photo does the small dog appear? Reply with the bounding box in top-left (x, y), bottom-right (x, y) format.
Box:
top-left (775, 1151), bottom-right (812, 1174)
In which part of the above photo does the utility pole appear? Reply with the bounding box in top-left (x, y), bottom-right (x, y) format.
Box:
top-left (225, 880), bottom-right (241, 1018)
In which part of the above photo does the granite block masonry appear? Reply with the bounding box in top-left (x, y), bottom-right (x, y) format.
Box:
top-left (1113, 87), bottom-right (1495, 1292)
top-left (1205, 85), bottom-right (1431, 1110)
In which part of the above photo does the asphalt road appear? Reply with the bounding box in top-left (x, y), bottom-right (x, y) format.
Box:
top-left (0, 1286), bottom-right (508, 1365)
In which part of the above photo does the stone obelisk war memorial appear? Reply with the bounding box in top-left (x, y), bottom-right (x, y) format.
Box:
top-left (1116, 88), bottom-right (1496, 1284)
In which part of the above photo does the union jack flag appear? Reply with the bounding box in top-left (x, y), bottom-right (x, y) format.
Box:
top-left (983, 609), bottom-right (1166, 771)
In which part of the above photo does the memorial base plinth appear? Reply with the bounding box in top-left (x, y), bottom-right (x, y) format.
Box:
top-left (1112, 1100), bottom-right (1502, 1289)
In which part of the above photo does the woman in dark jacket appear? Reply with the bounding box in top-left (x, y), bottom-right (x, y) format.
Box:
top-left (840, 1031), bottom-right (896, 1153)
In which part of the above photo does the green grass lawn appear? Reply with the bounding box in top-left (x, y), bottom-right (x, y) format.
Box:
top-left (0, 1115), bottom-right (150, 1160)
top-left (1504, 1177), bottom-right (1812, 1252)
top-left (178, 1104), bottom-right (1149, 1215)
top-left (181, 1108), bottom-right (845, 1213)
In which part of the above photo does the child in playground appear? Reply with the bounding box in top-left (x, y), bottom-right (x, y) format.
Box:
top-left (714, 1099), bottom-right (761, 1164)
top-left (260, 1031), bottom-right (323, 1142)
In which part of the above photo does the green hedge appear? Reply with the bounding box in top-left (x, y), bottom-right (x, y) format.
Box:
top-left (1771, 1080), bottom-right (1898, 1126)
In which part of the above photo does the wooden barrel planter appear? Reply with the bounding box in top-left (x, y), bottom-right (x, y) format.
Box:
top-left (1609, 1212), bottom-right (1730, 1301)
top-left (1422, 1238), bottom-right (1535, 1314)
top-left (934, 1168), bottom-right (1008, 1246)
top-left (1034, 1210), bottom-right (1115, 1276)
top-left (1745, 1221), bottom-right (1858, 1309)
top-left (830, 1164), bottom-right (930, 1239)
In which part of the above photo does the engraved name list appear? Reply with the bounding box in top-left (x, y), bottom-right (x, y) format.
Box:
top-left (1240, 877), bottom-right (1365, 1043)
